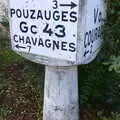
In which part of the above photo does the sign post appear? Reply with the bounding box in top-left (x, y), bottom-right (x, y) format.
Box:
top-left (44, 66), bottom-right (79, 120)
top-left (8, 0), bottom-right (106, 119)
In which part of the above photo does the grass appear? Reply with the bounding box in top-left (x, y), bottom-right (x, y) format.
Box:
top-left (0, 48), bottom-right (44, 120)
top-left (0, 49), bottom-right (25, 67)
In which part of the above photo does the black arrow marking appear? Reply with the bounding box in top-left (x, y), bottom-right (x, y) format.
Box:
top-left (60, 2), bottom-right (77, 9)
top-left (84, 50), bottom-right (89, 57)
top-left (15, 44), bottom-right (26, 49)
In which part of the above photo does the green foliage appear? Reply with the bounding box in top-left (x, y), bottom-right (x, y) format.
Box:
top-left (0, 107), bottom-right (9, 117)
top-left (0, 26), bottom-right (9, 49)
top-left (108, 56), bottom-right (120, 73)
top-left (99, 112), bottom-right (120, 120)
top-left (102, 0), bottom-right (120, 73)
top-left (0, 50), bottom-right (24, 68)
top-left (23, 60), bottom-right (44, 110)
top-left (79, 0), bottom-right (120, 113)
top-left (110, 112), bottom-right (120, 120)
top-left (24, 61), bottom-right (44, 98)
top-left (79, 62), bottom-right (120, 112)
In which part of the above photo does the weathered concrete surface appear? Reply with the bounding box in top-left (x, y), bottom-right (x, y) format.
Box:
top-left (0, 0), bottom-right (8, 22)
top-left (43, 66), bottom-right (79, 120)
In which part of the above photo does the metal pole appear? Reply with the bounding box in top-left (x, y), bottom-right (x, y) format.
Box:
top-left (43, 66), bottom-right (79, 120)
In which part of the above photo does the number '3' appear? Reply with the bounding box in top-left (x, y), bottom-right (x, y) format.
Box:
top-left (53, 0), bottom-right (58, 9)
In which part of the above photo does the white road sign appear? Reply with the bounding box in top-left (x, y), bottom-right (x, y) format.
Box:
top-left (82, 0), bottom-right (106, 64)
top-left (9, 0), bottom-right (106, 66)
top-left (9, 0), bottom-right (79, 62)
